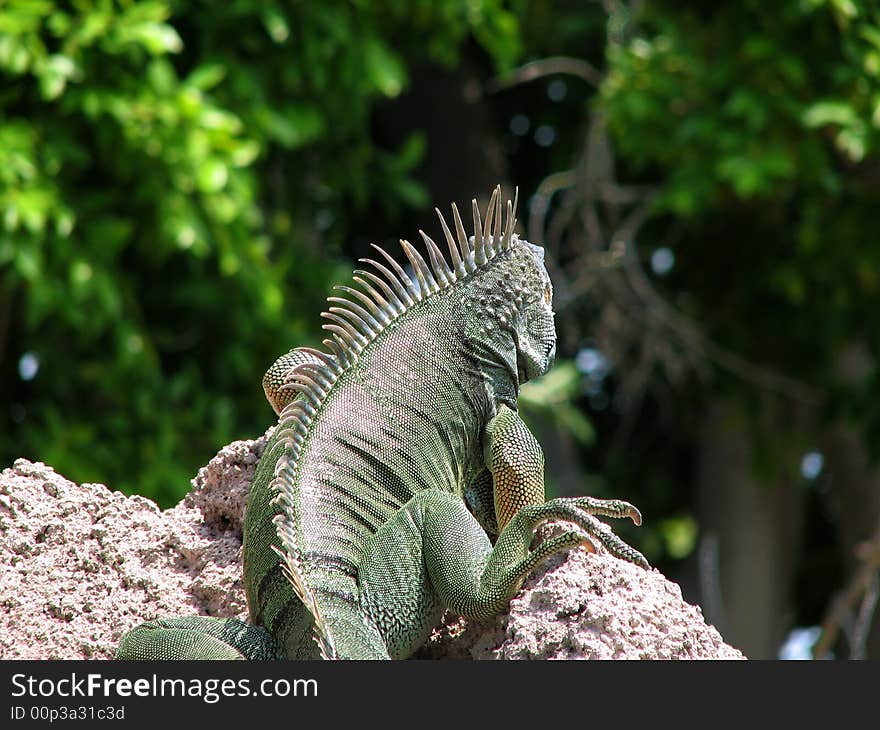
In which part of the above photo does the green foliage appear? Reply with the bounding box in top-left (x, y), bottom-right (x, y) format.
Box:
top-left (0, 0), bottom-right (521, 505)
top-left (520, 361), bottom-right (595, 446)
top-left (601, 0), bottom-right (872, 213)
top-left (499, 0), bottom-right (880, 574)
top-left (600, 0), bottom-right (880, 417)
top-left (657, 514), bottom-right (698, 560)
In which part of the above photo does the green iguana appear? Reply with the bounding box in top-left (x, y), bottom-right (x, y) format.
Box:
top-left (117, 186), bottom-right (647, 660)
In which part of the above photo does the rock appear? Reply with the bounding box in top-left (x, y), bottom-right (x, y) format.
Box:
top-left (417, 546), bottom-right (744, 659)
top-left (0, 435), bottom-right (744, 660)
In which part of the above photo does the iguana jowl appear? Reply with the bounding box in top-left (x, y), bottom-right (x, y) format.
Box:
top-left (117, 187), bottom-right (647, 660)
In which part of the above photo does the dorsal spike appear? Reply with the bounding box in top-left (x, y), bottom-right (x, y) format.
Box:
top-left (289, 369), bottom-right (327, 394)
top-left (293, 398), bottom-right (316, 418)
top-left (271, 541), bottom-right (338, 660)
top-left (359, 256), bottom-right (415, 308)
top-left (293, 346), bottom-right (341, 377)
top-left (320, 315), bottom-right (357, 339)
top-left (492, 187), bottom-right (502, 248)
top-left (288, 376), bottom-right (325, 399)
top-left (400, 239), bottom-right (438, 295)
top-left (298, 362), bottom-right (336, 389)
top-left (281, 379), bottom-right (322, 407)
top-left (419, 230), bottom-right (454, 286)
top-left (298, 400), bottom-right (317, 419)
top-left (321, 319), bottom-right (366, 350)
top-left (327, 297), bottom-right (382, 333)
top-left (483, 187), bottom-right (499, 256)
top-left (280, 401), bottom-right (309, 424)
top-left (323, 336), bottom-right (352, 366)
top-left (435, 208), bottom-right (465, 277)
top-left (296, 345), bottom-right (329, 360)
top-left (451, 203), bottom-right (474, 272)
top-left (353, 270), bottom-right (404, 315)
top-left (296, 346), bottom-right (336, 367)
top-left (320, 324), bottom-right (357, 354)
top-left (503, 200), bottom-right (513, 248)
top-left (505, 187), bottom-right (518, 248)
top-left (274, 427), bottom-right (304, 446)
top-left (336, 284), bottom-right (393, 325)
top-left (472, 198), bottom-right (486, 266)
top-left (371, 243), bottom-right (421, 299)
top-left (324, 307), bottom-right (373, 339)
top-left (328, 333), bottom-right (353, 365)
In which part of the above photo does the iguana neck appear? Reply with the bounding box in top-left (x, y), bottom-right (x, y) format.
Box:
top-left (459, 327), bottom-right (519, 413)
top-left (453, 261), bottom-right (523, 413)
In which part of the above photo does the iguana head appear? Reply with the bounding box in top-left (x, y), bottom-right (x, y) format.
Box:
top-left (511, 240), bottom-right (557, 383)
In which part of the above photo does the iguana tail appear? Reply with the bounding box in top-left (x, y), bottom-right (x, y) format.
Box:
top-left (270, 450), bottom-right (339, 660)
top-left (270, 543), bottom-right (338, 660)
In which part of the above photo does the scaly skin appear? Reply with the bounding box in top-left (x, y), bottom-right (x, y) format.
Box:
top-left (117, 187), bottom-right (647, 661)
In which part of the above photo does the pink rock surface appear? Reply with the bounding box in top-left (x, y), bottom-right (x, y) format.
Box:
top-left (0, 432), bottom-right (744, 660)
top-left (418, 547), bottom-right (744, 659)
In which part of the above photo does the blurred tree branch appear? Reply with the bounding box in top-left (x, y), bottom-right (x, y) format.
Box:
top-left (488, 56), bottom-right (604, 91)
top-left (814, 522), bottom-right (880, 658)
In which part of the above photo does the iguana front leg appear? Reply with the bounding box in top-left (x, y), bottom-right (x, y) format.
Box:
top-left (358, 407), bottom-right (649, 650)
top-left (483, 404), bottom-right (648, 568)
top-left (354, 481), bottom-right (645, 656)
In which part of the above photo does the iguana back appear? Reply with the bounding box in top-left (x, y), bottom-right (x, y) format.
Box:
top-left (245, 259), bottom-right (497, 657)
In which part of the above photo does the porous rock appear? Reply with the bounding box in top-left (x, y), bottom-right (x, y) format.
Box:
top-left (0, 433), bottom-right (744, 660)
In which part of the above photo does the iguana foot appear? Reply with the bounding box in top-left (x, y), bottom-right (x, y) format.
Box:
top-left (510, 497), bottom-right (649, 570)
top-left (566, 495), bottom-right (642, 525)
top-left (368, 490), bottom-right (649, 626)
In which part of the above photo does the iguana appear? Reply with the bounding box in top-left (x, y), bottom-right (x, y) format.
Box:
top-left (117, 187), bottom-right (648, 660)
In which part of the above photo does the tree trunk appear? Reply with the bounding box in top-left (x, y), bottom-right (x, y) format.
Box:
top-left (695, 399), bottom-right (806, 658)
